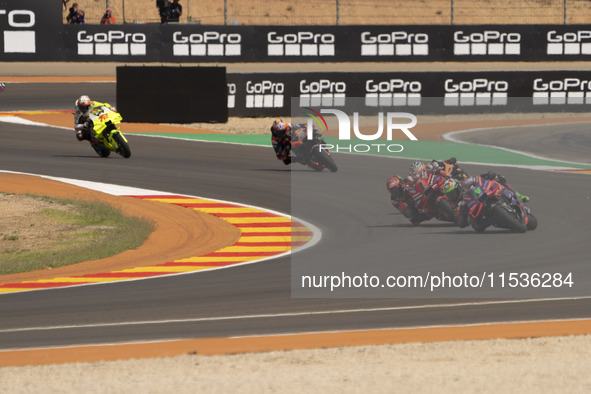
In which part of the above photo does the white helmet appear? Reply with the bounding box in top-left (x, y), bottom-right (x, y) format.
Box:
top-left (76, 95), bottom-right (92, 115)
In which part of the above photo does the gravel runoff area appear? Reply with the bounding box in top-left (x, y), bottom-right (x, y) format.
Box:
top-left (2, 62), bottom-right (590, 392)
top-left (1, 336), bottom-right (590, 393)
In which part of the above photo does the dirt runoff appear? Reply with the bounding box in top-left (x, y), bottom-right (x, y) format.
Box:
top-left (1, 335), bottom-right (590, 393)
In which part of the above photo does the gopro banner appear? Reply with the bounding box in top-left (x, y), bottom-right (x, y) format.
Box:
top-left (0, 0), bottom-right (61, 60)
top-left (4, 1), bottom-right (591, 63)
top-left (227, 71), bottom-right (591, 116)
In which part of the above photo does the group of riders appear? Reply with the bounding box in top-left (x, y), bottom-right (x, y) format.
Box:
top-left (70, 104), bottom-right (533, 232)
top-left (386, 157), bottom-right (533, 232)
top-left (269, 116), bottom-right (534, 232)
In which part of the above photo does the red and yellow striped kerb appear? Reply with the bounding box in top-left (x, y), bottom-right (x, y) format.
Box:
top-left (0, 195), bottom-right (315, 294)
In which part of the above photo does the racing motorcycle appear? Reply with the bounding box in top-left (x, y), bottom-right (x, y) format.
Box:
top-left (77, 107), bottom-right (131, 158)
top-left (290, 126), bottom-right (338, 172)
top-left (464, 178), bottom-right (537, 233)
top-left (411, 172), bottom-right (456, 223)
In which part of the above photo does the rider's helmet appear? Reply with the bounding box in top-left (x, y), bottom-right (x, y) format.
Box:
top-left (272, 118), bottom-right (287, 133)
top-left (409, 161), bottom-right (426, 178)
top-left (461, 176), bottom-right (476, 192)
top-left (442, 178), bottom-right (457, 195)
top-left (76, 95), bottom-right (92, 116)
top-left (426, 160), bottom-right (439, 174)
top-left (386, 175), bottom-right (404, 199)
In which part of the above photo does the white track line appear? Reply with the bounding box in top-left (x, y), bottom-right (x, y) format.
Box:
top-left (1, 296), bottom-right (589, 335)
top-left (443, 122), bottom-right (591, 168)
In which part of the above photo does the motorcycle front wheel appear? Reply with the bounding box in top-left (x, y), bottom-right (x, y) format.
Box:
top-left (113, 133), bottom-right (131, 158)
top-left (491, 205), bottom-right (527, 233)
top-left (312, 150), bottom-right (338, 172)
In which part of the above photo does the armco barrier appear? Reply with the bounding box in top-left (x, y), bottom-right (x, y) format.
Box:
top-left (226, 71), bottom-right (591, 117)
top-left (4, 0), bottom-right (591, 62)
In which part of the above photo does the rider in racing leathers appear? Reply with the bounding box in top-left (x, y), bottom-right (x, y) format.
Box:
top-left (427, 157), bottom-right (469, 181)
top-left (456, 171), bottom-right (530, 229)
top-left (387, 174), bottom-right (430, 225)
top-left (270, 118), bottom-right (292, 165)
top-left (270, 119), bottom-right (322, 168)
top-left (74, 95), bottom-right (117, 142)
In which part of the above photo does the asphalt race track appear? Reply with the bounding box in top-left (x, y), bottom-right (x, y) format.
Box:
top-left (0, 83), bottom-right (590, 349)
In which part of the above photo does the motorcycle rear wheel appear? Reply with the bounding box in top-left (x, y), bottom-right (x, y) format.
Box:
top-left (92, 142), bottom-right (111, 158)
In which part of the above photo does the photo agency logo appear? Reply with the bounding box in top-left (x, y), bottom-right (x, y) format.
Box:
top-left (301, 107), bottom-right (418, 154)
top-left (1, 8), bottom-right (35, 53)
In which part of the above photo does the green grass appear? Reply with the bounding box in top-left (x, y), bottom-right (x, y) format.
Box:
top-left (0, 195), bottom-right (154, 275)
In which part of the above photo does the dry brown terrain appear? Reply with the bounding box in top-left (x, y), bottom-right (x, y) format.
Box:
top-left (66, 0), bottom-right (591, 25)
top-left (1, 335), bottom-right (591, 393)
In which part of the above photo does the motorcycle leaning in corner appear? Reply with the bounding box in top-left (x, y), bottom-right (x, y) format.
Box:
top-left (74, 104), bottom-right (131, 159)
top-left (290, 125), bottom-right (338, 172)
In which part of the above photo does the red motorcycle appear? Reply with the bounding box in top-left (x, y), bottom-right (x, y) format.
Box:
top-left (409, 171), bottom-right (456, 223)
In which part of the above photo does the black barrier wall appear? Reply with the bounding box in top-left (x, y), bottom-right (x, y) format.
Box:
top-left (4, 1), bottom-right (591, 63)
top-left (117, 66), bottom-right (227, 123)
top-left (226, 71), bottom-right (591, 117)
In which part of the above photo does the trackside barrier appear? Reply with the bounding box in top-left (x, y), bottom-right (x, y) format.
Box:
top-left (226, 71), bottom-right (591, 117)
top-left (4, 1), bottom-right (591, 63)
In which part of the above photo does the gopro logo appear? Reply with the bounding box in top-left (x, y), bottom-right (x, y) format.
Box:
top-left (77, 31), bottom-right (146, 55)
top-left (360, 31), bottom-right (429, 56)
top-left (299, 79), bottom-right (346, 107)
top-left (454, 31), bottom-right (521, 55)
top-left (227, 83), bottom-right (236, 108)
top-left (533, 78), bottom-right (591, 105)
top-left (267, 32), bottom-right (335, 56)
top-left (245, 80), bottom-right (284, 108)
top-left (547, 31), bottom-right (591, 55)
top-left (444, 78), bottom-right (509, 106)
top-left (365, 79), bottom-right (422, 107)
top-left (173, 31), bottom-right (241, 56)
top-left (1, 9), bottom-right (35, 53)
